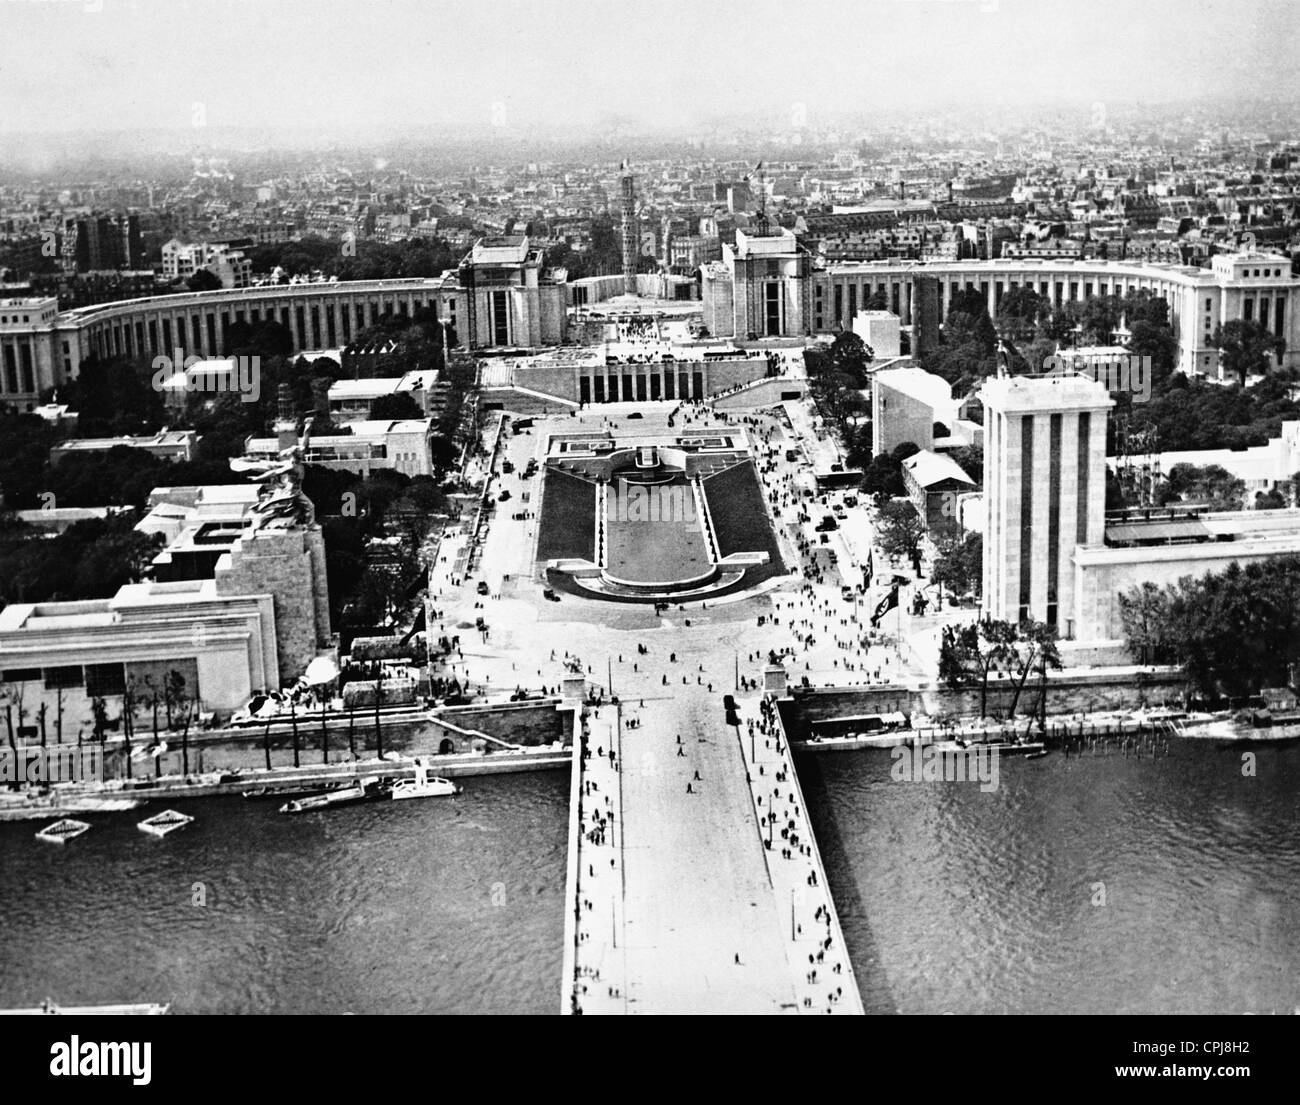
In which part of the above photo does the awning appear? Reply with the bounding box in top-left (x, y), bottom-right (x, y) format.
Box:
top-left (1104, 519), bottom-right (1212, 544)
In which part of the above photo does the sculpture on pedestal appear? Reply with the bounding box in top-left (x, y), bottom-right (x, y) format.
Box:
top-left (230, 417), bottom-right (317, 530)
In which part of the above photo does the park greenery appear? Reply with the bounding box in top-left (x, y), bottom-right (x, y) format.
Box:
top-left (0, 304), bottom-right (481, 631)
top-left (248, 235), bottom-right (461, 282)
top-left (1118, 556), bottom-right (1300, 698)
top-left (804, 330), bottom-right (872, 439)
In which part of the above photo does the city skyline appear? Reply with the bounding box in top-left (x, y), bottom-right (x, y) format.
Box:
top-left (2, 0), bottom-right (1298, 146)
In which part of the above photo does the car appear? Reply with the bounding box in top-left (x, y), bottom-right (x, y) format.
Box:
top-left (476, 581), bottom-right (490, 596)
top-left (627, 412), bottom-right (643, 419)
top-left (501, 460), bottom-right (515, 474)
top-left (498, 489), bottom-right (511, 501)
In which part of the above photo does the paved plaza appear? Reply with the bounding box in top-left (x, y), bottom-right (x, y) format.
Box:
top-left (423, 397), bottom-right (944, 1013)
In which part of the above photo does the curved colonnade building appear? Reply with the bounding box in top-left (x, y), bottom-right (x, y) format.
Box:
top-left (2, 232), bottom-right (1298, 411)
top-left (699, 228), bottom-right (1300, 377)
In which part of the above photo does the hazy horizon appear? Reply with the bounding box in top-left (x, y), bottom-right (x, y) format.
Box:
top-left (1, 0), bottom-right (1297, 147)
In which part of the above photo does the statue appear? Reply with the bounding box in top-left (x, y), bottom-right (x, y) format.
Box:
top-left (230, 417), bottom-right (317, 530)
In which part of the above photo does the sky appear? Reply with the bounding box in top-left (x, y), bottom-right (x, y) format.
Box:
top-left (0, 0), bottom-right (1296, 139)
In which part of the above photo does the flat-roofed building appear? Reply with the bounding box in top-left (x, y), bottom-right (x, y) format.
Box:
top-left (327, 370), bottom-right (443, 422)
top-left (871, 366), bottom-right (958, 457)
top-left (720, 226), bottom-right (813, 340)
top-left (0, 296), bottom-right (61, 407)
top-left (852, 309), bottom-right (900, 358)
top-left (49, 429), bottom-right (198, 466)
top-left (244, 418), bottom-right (436, 478)
top-left (458, 235), bottom-right (567, 348)
top-left (981, 371), bottom-right (1114, 632)
top-left (1074, 508), bottom-right (1300, 642)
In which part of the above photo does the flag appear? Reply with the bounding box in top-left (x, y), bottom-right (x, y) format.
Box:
top-left (864, 548), bottom-right (873, 590)
top-left (870, 583), bottom-right (900, 628)
top-left (401, 605), bottom-right (427, 645)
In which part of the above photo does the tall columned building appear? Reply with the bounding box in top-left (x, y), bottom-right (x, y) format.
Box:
top-left (620, 163), bottom-right (637, 295)
top-left (981, 372), bottom-right (1113, 635)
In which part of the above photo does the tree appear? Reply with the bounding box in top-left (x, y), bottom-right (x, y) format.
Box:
top-left (1003, 620), bottom-right (1062, 719)
top-left (369, 392), bottom-right (425, 422)
top-left (1117, 581), bottom-right (1175, 665)
top-left (1156, 463), bottom-right (1246, 512)
top-left (861, 452), bottom-right (907, 502)
top-left (931, 521), bottom-right (982, 599)
top-left (1212, 319), bottom-right (1286, 386)
top-left (186, 268), bottom-right (222, 293)
top-left (829, 330), bottom-right (873, 384)
top-left (939, 619), bottom-right (1019, 719)
top-left (876, 499), bottom-right (925, 566)
top-left (1118, 556), bottom-right (1300, 699)
top-left (946, 445), bottom-right (983, 482)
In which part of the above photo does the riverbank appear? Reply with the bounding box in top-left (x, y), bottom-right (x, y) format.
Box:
top-left (0, 746), bottom-right (570, 820)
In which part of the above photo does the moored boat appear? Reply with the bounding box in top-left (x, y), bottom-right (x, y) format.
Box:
top-left (389, 758), bottom-right (462, 800)
top-left (278, 779), bottom-right (388, 814)
top-left (242, 780), bottom-right (348, 801)
top-left (0, 998), bottom-right (170, 1015)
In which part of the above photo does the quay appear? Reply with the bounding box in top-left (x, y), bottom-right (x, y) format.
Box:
top-left (0, 746), bottom-right (569, 819)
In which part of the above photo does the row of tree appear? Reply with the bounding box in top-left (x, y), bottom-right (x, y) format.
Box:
top-left (1118, 556), bottom-right (1300, 699)
top-left (939, 618), bottom-right (1062, 722)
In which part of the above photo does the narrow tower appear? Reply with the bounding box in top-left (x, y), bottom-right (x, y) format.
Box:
top-left (620, 161), bottom-right (637, 295)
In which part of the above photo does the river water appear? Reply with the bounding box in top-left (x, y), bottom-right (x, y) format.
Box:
top-left (2, 741), bottom-right (1297, 1014)
top-left (0, 771), bottom-right (569, 1014)
top-left (798, 739), bottom-right (1300, 1015)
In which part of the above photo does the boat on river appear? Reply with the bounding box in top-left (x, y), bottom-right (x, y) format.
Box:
top-left (278, 778), bottom-right (389, 814)
top-left (389, 758), bottom-right (461, 800)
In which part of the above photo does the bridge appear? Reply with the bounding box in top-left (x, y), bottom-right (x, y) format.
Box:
top-left (561, 690), bottom-right (863, 1015)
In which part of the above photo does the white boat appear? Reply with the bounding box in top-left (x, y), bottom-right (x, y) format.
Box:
top-left (65, 794), bottom-right (145, 813)
top-left (137, 809), bottom-right (194, 837)
top-left (0, 791), bottom-right (144, 822)
top-left (0, 999), bottom-right (170, 1016)
top-left (35, 819), bottom-right (91, 844)
top-left (390, 758), bottom-right (461, 801)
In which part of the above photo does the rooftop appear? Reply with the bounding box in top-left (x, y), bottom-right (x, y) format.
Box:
top-left (902, 449), bottom-right (977, 489)
top-left (471, 235), bottom-right (530, 265)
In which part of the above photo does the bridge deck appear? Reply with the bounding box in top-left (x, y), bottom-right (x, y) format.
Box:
top-left (564, 693), bottom-right (862, 1015)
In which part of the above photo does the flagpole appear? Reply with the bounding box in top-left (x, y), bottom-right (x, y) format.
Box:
top-left (895, 582), bottom-right (902, 662)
